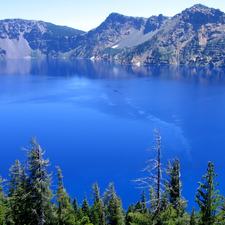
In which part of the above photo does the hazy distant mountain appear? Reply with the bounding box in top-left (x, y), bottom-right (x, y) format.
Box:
top-left (1, 4), bottom-right (225, 66)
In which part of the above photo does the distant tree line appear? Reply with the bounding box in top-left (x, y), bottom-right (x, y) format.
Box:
top-left (0, 132), bottom-right (225, 225)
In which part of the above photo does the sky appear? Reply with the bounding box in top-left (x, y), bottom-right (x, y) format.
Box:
top-left (0, 0), bottom-right (225, 31)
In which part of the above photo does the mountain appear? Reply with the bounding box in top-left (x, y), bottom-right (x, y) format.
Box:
top-left (118, 4), bottom-right (225, 66)
top-left (68, 13), bottom-right (168, 60)
top-left (0, 19), bottom-right (85, 59)
top-left (0, 4), bottom-right (225, 66)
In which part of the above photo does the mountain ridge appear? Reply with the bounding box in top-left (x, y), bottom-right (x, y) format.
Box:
top-left (0, 4), bottom-right (225, 66)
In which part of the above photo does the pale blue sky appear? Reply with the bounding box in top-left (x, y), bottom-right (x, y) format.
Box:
top-left (0, 0), bottom-right (224, 31)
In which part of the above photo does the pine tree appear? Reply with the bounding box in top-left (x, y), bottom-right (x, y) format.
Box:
top-left (8, 160), bottom-right (30, 224)
top-left (190, 207), bottom-right (197, 225)
top-left (73, 198), bottom-right (79, 214)
top-left (195, 161), bottom-right (223, 224)
top-left (23, 137), bottom-right (54, 225)
top-left (55, 166), bottom-right (76, 225)
top-left (90, 181), bottom-right (105, 225)
top-left (103, 182), bottom-right (125, 225)
top-left (140, 190), bottom-right (148, 214)
top-left (78, 216), bottom-right (93, 225)
top-left (76, 207), bottom-right (84, 221)
top-left (217, 200), bottom-right (225, 223)
top-left (134, 200), bottom-right (143, 212)
top-left (82, 192), bottom-right (91, 218)
top-left (166, 158), bottom-right (187, 217)
top-left (125, 204), bottom-right (135, 225)
top-left (0, 176), bottom-right (7, 224)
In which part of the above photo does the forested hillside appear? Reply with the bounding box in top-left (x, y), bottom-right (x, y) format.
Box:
top-left (0, 131), bottom-right (225, 224)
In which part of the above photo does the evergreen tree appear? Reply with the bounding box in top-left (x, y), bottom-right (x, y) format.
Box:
top-left (125, 193), bottom-right (152, 224)
top-left (82, 192), bottom-right (91, 218)
top-left (55, 166), bottom-right (76, 225)
top-left (166, 158), bottom-right (187, 217)
top-left (190, 207), bottom-right (197, 225)
top-left (125, 204), bottom-right (135, 225)
top-left (140, 190), bottom-right (148, 214)
top-left (103, 182), bottom-right (125, 225)
top-left (134, 200), bottom-right (143, 212)
top-left (76, 207), bottom-right (84, 221)
top-left (73, 198), bottom-right (79, 214)
top-left (0, 176), bottom-right (7, 224)
top-left (195, 161), bottom-right (223, 224)
top-left (156, 206), bottom-right (177, 224)
top-left (8, 160), bottom-right (30, 224)
top-left (126, 211), bottom-right (152, 225)
top-left (23, 137), bottom-right (54, 225)
top-left (90, 181), bottom-right (105, 225)
top-left (217, 200), bottom-right (225, 223)
top-left (77, 216), bottom-right (93, 225)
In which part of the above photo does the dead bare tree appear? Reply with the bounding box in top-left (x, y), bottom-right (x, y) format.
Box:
top-left (133, 128), bottom-right (166, 217)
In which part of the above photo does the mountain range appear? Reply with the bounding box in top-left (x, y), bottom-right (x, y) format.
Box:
top-left (0, 4), bottom-right (225, 66)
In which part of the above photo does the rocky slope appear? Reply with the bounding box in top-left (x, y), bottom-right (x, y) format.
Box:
top-left (0, 19), bottom-right (85, 59)
top-left (68, 13), bottom-right (168, 60)
top-left (1, 4), bottom-right (225, 66)
top-left (118, 4), bottom-right (225, 66)
top-left (68, 4), bottom-right (225, 66)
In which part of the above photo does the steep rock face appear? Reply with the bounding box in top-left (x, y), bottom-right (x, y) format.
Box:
top-left (0, 19), bottom-right (85, 59)
top-left (69, 13), bottom-right (149, 59)
top-left (68, 13), bottom-right (168, 60)
top-left (143, 14), bottom-right (167, 34)
top-left (119, 4), bottom-right (225, 66)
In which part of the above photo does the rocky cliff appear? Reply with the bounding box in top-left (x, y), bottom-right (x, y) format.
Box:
top-left (0, 19), bottom-right (85, 59)
top-left (118, 4), bottom-right (225, 66)
top-left (68, 13), bottom-right (168, 60)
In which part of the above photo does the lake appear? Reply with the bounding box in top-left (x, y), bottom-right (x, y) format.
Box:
top-left (1, 59), bottom-right (225, 211)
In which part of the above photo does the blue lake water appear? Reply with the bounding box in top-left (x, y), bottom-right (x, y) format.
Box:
top-left (1, 59), bottom-right (225, 211)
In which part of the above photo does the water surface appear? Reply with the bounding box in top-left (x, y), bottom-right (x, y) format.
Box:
top-left (1, 59), bottom-right (225, 210)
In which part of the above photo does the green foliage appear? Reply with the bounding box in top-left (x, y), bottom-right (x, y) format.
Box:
top-left (55, 166), bottom-right (76, 225)
top-left (166, 158), bottom-right (187, 217)
top-left (77, 216), bottom-right (93, 225)
top-left (195, 161), bottom-right (223, 224)
top-left (8, 160), bottom-right (30, 224)
top-left (3, 137), bottom-right (225, 225)
top-left (90, 201), bottom-right (105, 225)
top-left (45, 22), bottom-right (85, 37)
top-left (24, 137), bottom-right (54, 225)
top-left (104, 182), bottom-right (125, 225)
top-left (140, 190), bottom-right (148, 214)
top-left (190, 207), bottom-right (197, 225)
top-left (76, 207), bottom-right (85, 221)
top-left (151, 48), bottom-right (163, 58)
top-left (156, 206), bottom-right (177, 224)
top-left (82, 193), bottom-right (91, 218)
top-left (125, 204), bottom-right (135, 225)
top-left (101, 48), bottom-right (122, 57)
top-left (0, 176), bottom-right (7, 224)
top-left (90, 182), bottom-right (105, 225)
top-left (73, 198), bottom-right (79, 214)
top-left (127, 211), bottom-right (151, 225)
